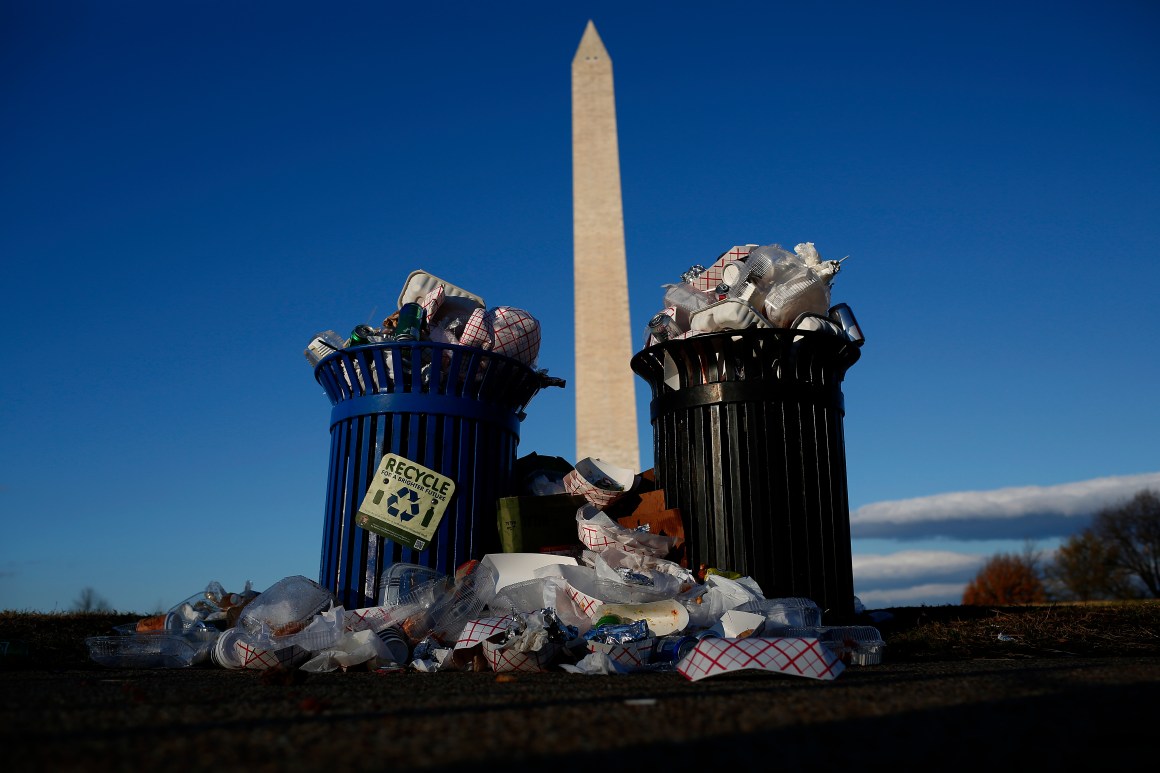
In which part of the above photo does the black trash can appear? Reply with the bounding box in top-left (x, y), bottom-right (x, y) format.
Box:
top-left (314, 341), bottom-right (558, 609)
top-left (630, 328), bottom-right (861, 622)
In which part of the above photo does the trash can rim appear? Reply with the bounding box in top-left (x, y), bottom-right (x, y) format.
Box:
top-left (312, 339), bottom-right (543, 380)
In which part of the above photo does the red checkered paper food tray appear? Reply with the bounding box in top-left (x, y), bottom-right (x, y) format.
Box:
top-left (458, 307), bottom-right (541, 367)
top-left (589, 638), bottom-right (655, 670)
top-left (454, 616), bottom-right (517, 650)
top-left (481, 639), bottom-right (559, 673)
top-left (235, 639), bottom-right (281, 671)
top-left (677, 637), bottom-right (845, 682)
top-left (688, 245), bottom-right (757, 291)
top-left (564, 469), bottom-right (625, 509)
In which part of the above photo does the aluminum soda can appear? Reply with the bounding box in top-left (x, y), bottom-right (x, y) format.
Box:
top-left (394, 303), bottom-right (427, 342)
top-left (651, 634), bottom-right (697, 664)
top-left (347, 324), bottom-right (379, 347)
top-left (647, 312), bottom-right (676, 343)
top-left (829, 303), bottom-right (864, 345)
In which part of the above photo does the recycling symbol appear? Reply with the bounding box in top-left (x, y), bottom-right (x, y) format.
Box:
top-left (385, 487), bottom-right (422, 522)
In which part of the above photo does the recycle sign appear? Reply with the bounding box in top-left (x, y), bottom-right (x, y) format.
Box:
top-left (356, 453), bottom-right (456, 550)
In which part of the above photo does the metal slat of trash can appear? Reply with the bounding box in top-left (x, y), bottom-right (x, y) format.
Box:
top-left (631, 328), bottom-right (860, 623)
top-left (314, 341), bottom-right (548, 610)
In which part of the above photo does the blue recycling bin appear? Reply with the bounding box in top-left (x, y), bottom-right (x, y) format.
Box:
top-left (313, 341), bottom-right (559, 609)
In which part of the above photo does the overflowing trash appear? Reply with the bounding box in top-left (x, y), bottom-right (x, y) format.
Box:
top-left (86, 520), bottom-right (884, 679)
top-left (303, 269), bottom-right (564, 394)
top-left (641, 242), bottom-right (864, 348)
top-left (85, 254), bottom-right (882, 680)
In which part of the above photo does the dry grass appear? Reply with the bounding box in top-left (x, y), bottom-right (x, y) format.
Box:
top-left (2, 602), bottom-right (1159, 670)
top-left (875, 600), bottom-right (1160, 661)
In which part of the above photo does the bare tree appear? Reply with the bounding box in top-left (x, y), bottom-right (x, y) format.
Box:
top-left (1090, 489), bottom-right (1160, 598)
top-left (1044, 529), bottom-right (1141, 601)
top-left (73, 587), bottom-right (111, 612)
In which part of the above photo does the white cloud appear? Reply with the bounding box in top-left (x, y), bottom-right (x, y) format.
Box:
top-left (850, 471), bottom-right (1160, 540)
top-left (856, 582), bottom-right (967, 608)
top-left (853, 550), bottom-right (984, 588)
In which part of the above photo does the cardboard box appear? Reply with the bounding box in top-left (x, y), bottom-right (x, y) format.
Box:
top-left (495, 469), bottom-right (686, 564)
top-left (496, 493), bottom-right (587, 554)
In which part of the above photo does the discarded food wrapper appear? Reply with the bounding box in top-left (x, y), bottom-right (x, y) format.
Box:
top-left (564, 457), bottom-right (637, 509)
top-left (458, 306), bottom-right (542, 367)
top-left (480, 637), bottom-right (559, 673)
top-left (590, 546), bottom-right (692, 597)
top-left (454, 616), bottom-right (518, 650)
top-left (557, 564), bottom-right (668, 619)
top-left (576, 506), bottom-right (678, 558)
top-left (679, 574), bottom-right (766, 629)
top-left (677, 636), bottom-right (845, 682)
top-left (299, 628), bottom-right (391, 673)
top-left (688, 298), bottom-right (771, 334)
top-left (594, 599), bottom-right (690, 637)
top-left (588, 638), bottom-right (655, 670)
top-left (477, 612), bottom-right (565, 673)
top-left (232, 635), bottom-right (282, 671)
top-left (480, 552), bottom-right (579, 594)
top-left (686, 245), bottom-right (758, 292)
top-left (705, 609), bottom-right (765, 638)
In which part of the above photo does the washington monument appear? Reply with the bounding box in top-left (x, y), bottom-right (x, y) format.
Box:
top-left (571, 21), bottom-right (640, 473)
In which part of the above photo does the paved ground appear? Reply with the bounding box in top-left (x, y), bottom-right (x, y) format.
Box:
top-left (5, 656), bottom-right (1158, 771)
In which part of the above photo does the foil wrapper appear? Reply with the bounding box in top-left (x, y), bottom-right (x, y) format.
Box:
top-left (680, 264), bottom-right (707, 283)
top-left (616, 568), bottom-right (656, 586)
top-left (584, 618), bottom-right (650, 645)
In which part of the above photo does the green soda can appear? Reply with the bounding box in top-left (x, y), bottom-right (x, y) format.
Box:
top-left (394, 303), bottom-right (427, 342)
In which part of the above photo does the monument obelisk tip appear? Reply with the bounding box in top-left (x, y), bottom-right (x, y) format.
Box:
top-left (574, 20), bottom-right (608, 62)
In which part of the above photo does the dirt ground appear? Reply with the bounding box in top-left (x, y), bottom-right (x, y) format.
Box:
top-left (3, 604), bottom-right (1159, 771)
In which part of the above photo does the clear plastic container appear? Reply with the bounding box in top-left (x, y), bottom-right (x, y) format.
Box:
top-left (818, 625), bottom-right (885, 665)
top-left (741, 596), bottom-right (822, 630)
top-left (390, 560), bottom-right (497, 646)
top-left (86, 634), bottom-right (202, 669)
top-left (662, 283), bottom-right (716, 330)
top-left (304, 330), bottom-right (345, 367)
top-left (378, 563), bottom-right (447, 608)
top-left (237, 575), bottom-right (335, 638)
top-left (489, 577), bottom-right (550, 615)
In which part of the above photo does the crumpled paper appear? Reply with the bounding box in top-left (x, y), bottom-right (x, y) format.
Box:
top-left (589, 547), bottom-right (694, 598)
top-left (299, 628), bottom-right (390, 672)
top-left (576, 505), bottom-right (680, 558)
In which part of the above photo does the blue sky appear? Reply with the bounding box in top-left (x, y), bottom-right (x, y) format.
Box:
top-left (2, 1), bottom-right (1158, 613)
